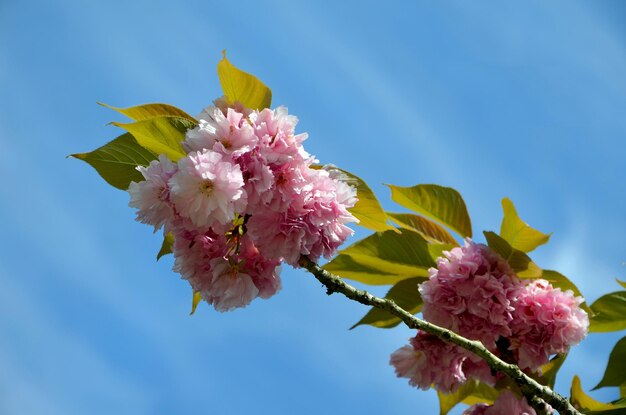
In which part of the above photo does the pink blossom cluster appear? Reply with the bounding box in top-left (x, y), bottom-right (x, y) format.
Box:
top-left (128, 100), bottom-right (357, 311)
top-left (391, 239), bottom-right (588, 396)
top-left (462, 391), bottom-right (542, 415)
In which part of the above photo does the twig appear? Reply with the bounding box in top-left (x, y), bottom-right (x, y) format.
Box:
top-left (298, 256), bottom-right (581, 415)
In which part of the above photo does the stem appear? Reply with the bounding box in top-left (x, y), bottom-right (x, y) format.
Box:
top-left (298, 256), bottom-right (582, 415)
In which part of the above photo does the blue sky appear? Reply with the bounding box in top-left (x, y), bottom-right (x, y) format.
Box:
top-left (1, 0), bottom-right (625, 413)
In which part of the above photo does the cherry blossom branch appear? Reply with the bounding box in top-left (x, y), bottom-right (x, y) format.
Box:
top-left (298, 256), bottom-right (581, 415)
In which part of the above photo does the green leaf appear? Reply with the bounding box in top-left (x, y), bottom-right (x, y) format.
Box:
top-left (157, 232), bottom-right (174, 260)
top-left (483, 231), bottom-right (542, 278)
top-left (322, 254), bottom-right (417, 285)
top-left (499, 198), bottom-right (551, 253)
top-left (571, 375), bottom-right (626, 413)
top-left (70, 133), bottom-right (158, 190)
top-left (337, 169), bottom-right (396, 232)
top-left (437, 380), bottom-right (499, 415)
top-left (388, 212), bottom-right (458, 245)
top-left (190, 291), bottom-right (203, 315)
top-left (111, 116), bottom-right (194, 162)
top-left (217, 51), bottom-right (272, 110)
top-left (98, 102), bottom-right (196, 123)
top-left (428, 243), bottom-right (456, 263)
top-left (351, 277), bottom-right (426, 329)
top-left (618, 279), bottom-right (626, 290)
top-left (387, 184), bottom-right (472, 237)
top-left (324, 229), bottom-right (436, 285)
top-left (594, 336), bottom-right (626, 390)
top-left (590, 291), bottom-right (626, 333)
top-left (537, 353), bottom-right (567, 389)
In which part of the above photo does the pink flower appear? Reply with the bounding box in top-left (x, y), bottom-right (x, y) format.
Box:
top-left (463, 391), bottom-right (541, 415)
top-left (510, 279), bottom-right (589, 370)
top-left (254, 106), bottom-right (311, 165)
top-left (128, 155), bottom-right (177, 231)
top-left (185, 106), bottom-right (257, 156)
top-left (169, 150), bottom-right (246, 228)
top-left (247, 167), bottom-right (357, 265)
top-left (390, 332), bottom-right (488, 393)
top-left (205, 257), bottom-right (259, 312)
top-left (238, 236), bottom-right (282, 299)
top-left (419, 239), bottom-right (520, 349)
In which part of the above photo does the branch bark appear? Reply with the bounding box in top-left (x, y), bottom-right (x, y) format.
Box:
top-left (298, 256), bottom-right (582, 415)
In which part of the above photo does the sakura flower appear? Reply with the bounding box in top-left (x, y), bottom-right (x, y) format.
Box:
top-left (510, 279), bottom-right (589, 370)
top-left (169, 150), bottom-right (246, 228)
top-left (390, 332), bottom-right (471, 393)
top-left (255, 106), bottom-right (310, 164)
top-left (128, 154), bottom-right (177, 231)
top-left (205, 257), bottom-right (259, 312)
top-left (419, 239), bottom-right (520, 349)
top-left (247, 167), bottom-right (357, 265)
top-left (184, 106), bottom-right (257, 156)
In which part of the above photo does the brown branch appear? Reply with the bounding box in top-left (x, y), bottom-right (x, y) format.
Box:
top-left (298, 256), bottom-right (581, 415)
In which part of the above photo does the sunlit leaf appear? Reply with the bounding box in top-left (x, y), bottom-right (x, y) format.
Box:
top-left (571, 375), bottom-right (626, 413)
top-left (217, 51), bottom-right (272, 110)
top-left (590, 291), bottom-right (626, 333)
top-left (542, 270), bottom-right (590, 313)
top-left (351, 277), bottom-right (426, 329)
top-left (337, 168), bottom-right (396, 232)
top-left (388, 212), bottom-right (458, 244)
top-left (157, 232), bottom-right (174, 260)
top-left (387, 184), bottom-right (472, 237)
top-left (437, 380), bottom-right (499, 415)
top-left (111, 116), bottom-right (194, 162)
top-left (428, 243), bottom-right (456, 263)
top-left (537, 353), bottom-right (567, 389)
top-left (483, 231), bottom-right (542, 278)
top-left (594, 336), bottom-right (626, 390)
top-left (70, 133), bottom-right (158, 190)
top-left (190, 291), bottom-right (203, 315)
top-left (618, 279), bottom-right (626, 290)
top-left (323, 254), bottom-right (417, 285)
top-left (499, 198), bottom-right (550, 253)
top-left (98, 102), bottom-right (196, 123)
top-left (324, 229), bottom-right (435, 285)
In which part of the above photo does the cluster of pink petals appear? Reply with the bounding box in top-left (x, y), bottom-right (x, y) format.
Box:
top-left (128, 99), bottom-right (357, 311)
top-left (419, 240), bottom-right (520, 349)
top-left (390, 332), bottom-right (494, 393)
top-left (510, 279), bottom-right (589, 370)
top-left (391, 239), bottom-right (588, 396)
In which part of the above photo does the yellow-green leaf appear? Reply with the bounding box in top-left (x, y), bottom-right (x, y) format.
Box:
top-left (70, 133), bottom-right (158, 190)
top-left (338, 169), bottom-right (396, 232)
top-left (590, 291), bottom-right (626, 333)
top-left (388, 212), bottom-right (458, 245)
top-left (618, 279), bottom-right (626, 290)
top-left (500, 198), bottom-right (551, 253)
top-left (387, 184), bottom-right (472, 237)
top-left (483, 231), bottom-right (542, 278)
top-left (325, 229), bottom-right (436, 285)
top-left (594, 336), bottom-right (626, 390)
top-left (428, 243), bottom-right (456, 263)
top-left (537, 354), bottom-right (567, 389)
top-left (438, 380), bottom-right (499, 415)
top-left (157, 232), bottom-right (174, 260)
top-left (190, 291), bottom-right (203, 315)
top-left (217, 52), bottom-right (272, 110)
top-left (351, 277), bottom-right (426, 329)
top-left (322, 254), bottom-right (416, 285)
top-left (98, 102), bottom-right (196, 123)
top-left (571, 375), bottom-right (625, 412)
top-left (112, 116), bottom-right (194, 162)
